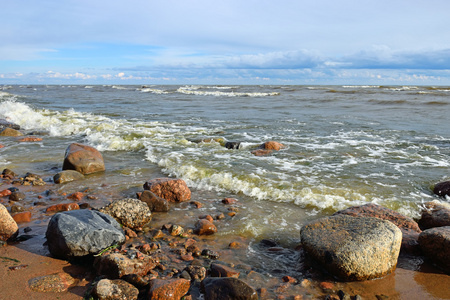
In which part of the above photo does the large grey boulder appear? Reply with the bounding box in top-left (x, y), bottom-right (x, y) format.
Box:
top-left (418, 226), bottom-right (450, 273)
top-left (45, 209), bottom-right (125, 260)
top-left (202, 277), bottom-right (258, 300)
top-left (99, 198), bottom-right (151, 230)
top-left (300, 214), bottom-right (402, 281)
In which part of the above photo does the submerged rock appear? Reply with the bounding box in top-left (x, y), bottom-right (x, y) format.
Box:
top-left (0, 119), bottom-right (20, 130)
top-left (194, 219), bottom-right (217, 235)
top-left (0, 127), bottom-right (22, 136)
top-left (53, 170), bottom-right (85, 184)
top-left (63, 143), bottom-right (105, 175)
top-left (300, 214), bottom-right (402, 281)
top-left (137, 190), bottom-right (170, 212)
top-left (202, 277), bottom-right (258, 300)
top-left (0, 203), bottom-right (18, 241)
top-left (258, 141), bottom-right (285, 151)
top-left (144, 177), bottom-right (191, 202)
top-left (45, 209), bottom-right (125, 260)
top-left (419, 201), bottom-right (450, 230)
top-left (100, 198), bottom-right (151, 229)
top-left (418, 226), bottom-right (450, 273)
top-left (225, 141), bottom-right (241, 149)
top-left (433, 180), bottom-right (450, 198)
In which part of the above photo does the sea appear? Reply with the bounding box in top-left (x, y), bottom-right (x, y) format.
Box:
top-left (0, 84), bottom-right (449, 243)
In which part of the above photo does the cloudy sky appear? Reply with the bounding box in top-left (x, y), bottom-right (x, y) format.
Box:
top-left (1, 0), bottom-right (450, 85)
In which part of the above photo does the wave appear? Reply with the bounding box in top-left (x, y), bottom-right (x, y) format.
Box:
top-left (177, 86), bottom-right (279, 97)
top-left (139, 87), bottom-right (170, 94)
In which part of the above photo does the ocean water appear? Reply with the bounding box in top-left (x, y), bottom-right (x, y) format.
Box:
top-left (0, 84), bottom-right (449, 243)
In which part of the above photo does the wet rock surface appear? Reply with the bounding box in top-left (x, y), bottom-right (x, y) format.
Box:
top-left (100, 198), bottom-right (152, 229)
top-left (301, 214), bottom-right (402, 281)
top-left (63, 143), bottom-right (105, 175)
top-left (53, 170), bottom-right (85, 184)
top-left (419, 201), bottom-right (450, 230)
top-left (143, 177), bottom-right (191, 202)
top-left (46, 209), bottom-right (125, 259)
top-left (418, 226), bottom-right (450, 273)
top-left (137, 190), bottom-right (170, 212)
top-left (202, 277), bottom-right (258, 300)
top-left (148, 278), bottom-right (190, 300)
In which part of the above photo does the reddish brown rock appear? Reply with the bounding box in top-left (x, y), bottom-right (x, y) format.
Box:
top-left (148, 278), bottom-right (190, 300)
top-left (211, 263), bottom-right (240, 278)
top-left (18, 136), bottom-right (43, 142)
top-left (94, 251), bottom-right (159, 279)
top-left (45, 202), bottom-right (80, 213)
top-left (419, 226), bottom-right (450, 273)
top-left (12, 211), bottom-right (31, 223)
top-left (0, 144), bottom-right (4, 149)
top-left (199, 214), bottom-right (214, 222)
top-left (282, 276), bottom-right (298, 284)
top-left (222, 198), bottom-right (238, 204)
top-left (0, 203), bottom-right (18, 241)
top-left (143, 178), bottom-right (191, 202)
top-left (194, 219), bottom-right (217, 235)
top-left (28, 272), bottom-right (77, 292)
top-left (137, 190), bottom-right (170, 212)
top-left (419, 201), bottom-right (450, 230)
top-left (0, 189), bottom-right (12, 197)
top-left (259, 141), bottom-right (285, 151)
top-left (251, 149), bottom-right (273, 156)
top-left (63, 143), bottom-right (105, 175)
top-left (67, 191), bottom-right (84, 201)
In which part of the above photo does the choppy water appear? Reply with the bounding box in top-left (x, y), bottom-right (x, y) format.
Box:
top-left (1, 84), bottom-right (449, 242)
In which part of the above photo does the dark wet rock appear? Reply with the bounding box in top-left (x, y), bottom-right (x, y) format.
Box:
top-left (0, 203), bottom-right (18, 241)
top-left (225, 142), bottom-right (241, 149)
top-left (63, 142), bottom-right (105, 175)
top-left (45, 209), bottom-right (125, 260)
top-left (418, 226), bottom-right (450, 273)
top-left (8, 187), bottom-right (19, 193)
top-left (185, 265), bottom-right (207, 281)
top-left (95, 250), bottom-right (159, 279)
top-left (28, 272), bottom-right (77, 292)
top-left (211, 263), bottom-right (240, 278)
top-left (0, 119), bottom-right (20, 130)
top-left (148, 278), bottom-right (190, 300)
top-left (137, 190), bottom-right (170, 212)
top-left (334, 203), bottom-right (421, 254)
top-left (10, 204), bottom-right (24, 213)
top-left (0, 127), bottom-right (22, 136)
top-left (91, 278), bottom-right (139, 300)
top-left (121, 274), bottom-right (149, 288)
top-left (9, 191), bottom-right (25, 201)
top-left (144, 177), bottom-right (191, 202)
top-left (300, 215), bottom-right (402, 281)
top-left (419, 201), bottom-right (450, 230)
top-left (53, 170), bottom-right (85, 184)
top-left (202, 277), bottom-right (258, 300)
top-left (100, 198), bottom-right (151, 230)
top-left (433, 180), bottom-right (450, 197)
top-left (2, 168), bottom-right (16, 179)
top-left (258, 141), bottom-right (285, 151)
top-left (194, 219), bottom-right (217, 235)
top-left (202, 249), bottom-right (220, 260)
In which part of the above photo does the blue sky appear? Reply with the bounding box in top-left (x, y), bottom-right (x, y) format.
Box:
top-left (1, 0), bottom-right (450, 85)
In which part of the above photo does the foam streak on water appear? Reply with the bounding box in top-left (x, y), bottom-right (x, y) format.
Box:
top-left (1, 85), bottom-right (449, 222)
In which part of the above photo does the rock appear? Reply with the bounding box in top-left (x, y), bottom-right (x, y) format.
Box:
top-left (137, 190), bottom-right (170, 212)
top-left (225, 142), bottom-right (241, 149)
top-left (53, 170), bottom-right (85, 184)
top-left (210, 263), bottom-right (240, 278)
top-left (2, 168), bottom-right (16, 179)
top-left (300, 215), bottom-right (402, 281)
top-left (143, 178), bottom-right (191, 202)
top-left (46, 202), bottom-right (80, 213)
top-left (418, 226), bottom-right (450, 273)
top-left (20, 172), bottom-right (46, 186)
top-left (259, 141), bottom-right (285, 151)
top-left (12, 211), bottom-right (31, 223)
top-left (18, 136), bottom-right (43, 142)
top-left (28, 272), bottom-right (77, 292)
top-left (148, 278), bottom-right (190, 300)
top-left (92, 278), bottom-right (139, 300)
top-left (0, 189), bottom-right (11, 197)
top-left (62, 143), bottom-right (105, 175)
top-left (0, 119), bottom-right (20, 130)
top-left (45, 209), bottom-right (125, 259)
top-left (333, 203), bottom-right (421, 254)
top-left (418, 201), bottom-right (450, 230)
top-left (184, 265), bottom-right (207, 281)
top-left (194, 219), bottom-right (217, 235)
top-left (0, 203), bottom-right (18, 241)
top-left (100, 198), bottom-right (151, 229)
top-left (9, 191), bottom-right (26, 201)
top-left (251, 149), bottom-right (273, 156)
top-left (0, 127), bottom-right (22, 136)
top-left (222, 198), bottom-right (238, 205)
top-left (95, 250), bottom-right (158, 278)
top-left (202, 277), bottom-right (258, 300)
top-left (67, 191), bottom-right (84, 201)
top-left (433, 180), bottom-right (450, 197)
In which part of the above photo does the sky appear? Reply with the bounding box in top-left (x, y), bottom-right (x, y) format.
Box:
top-left (1, 0), bottom-right (450, 85)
